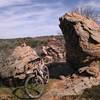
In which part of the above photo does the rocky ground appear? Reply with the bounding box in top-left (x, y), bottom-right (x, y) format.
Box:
top-left (0, 63), bottom-right (100, 100)
top-left (40, 63), bottom-right (100, 100)
top-left (40, 75), bottom-right (100, 100)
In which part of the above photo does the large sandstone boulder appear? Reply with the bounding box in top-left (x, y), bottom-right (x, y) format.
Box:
top-left (0, 43), bottom-right (40, 78)
top-left (41, 37), bottom-right (66, 64)
top-left (59, 13), bottom-right (100, 75)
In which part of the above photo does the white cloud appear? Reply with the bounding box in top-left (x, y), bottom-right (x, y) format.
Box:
top-left (77, 0), bottom-right (100, 9)
top-left (1, 0), bottom-right (100, 38)
top-left (0, 0), bottom-right (67, 38)
top-left (0, 0), bottom-right (31, 7)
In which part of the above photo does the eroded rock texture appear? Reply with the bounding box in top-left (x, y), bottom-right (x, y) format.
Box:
top-left (59, 13), bottom-right (100, 75)
top-left (0, 43), bottom-right (41, 78)
top-left (41, 37), bottom-right (66, 64)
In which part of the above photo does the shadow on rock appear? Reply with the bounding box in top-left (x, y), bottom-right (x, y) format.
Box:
top-left (47, 62), bottom-right (74, 79)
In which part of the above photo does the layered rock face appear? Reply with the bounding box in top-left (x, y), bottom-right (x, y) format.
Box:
top-left (59, 13), bottom-right (100, 75)
top-left (41, 37), bottom-right (66, 64)
top-left (0, 43), bottom-right (40, 78)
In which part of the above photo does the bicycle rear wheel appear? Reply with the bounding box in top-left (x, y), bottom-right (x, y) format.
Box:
top-left (24, 75), bottom-right (44, 99)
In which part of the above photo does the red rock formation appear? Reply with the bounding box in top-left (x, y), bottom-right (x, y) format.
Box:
top-left (0, 43), bottom-right (40, 78)
top-left (59, 12), bottom-right (100, 75)
top-left (41, 37), bottom-right (66, 63)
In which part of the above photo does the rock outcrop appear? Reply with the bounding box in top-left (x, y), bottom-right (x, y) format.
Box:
top-left (59, 12), bottom-right (100, 76)
top-left (41, 37), bottom-right (66, 64)
top-left (0, 43), bottom-right (41, 78)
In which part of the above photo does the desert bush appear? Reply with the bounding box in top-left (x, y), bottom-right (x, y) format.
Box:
top-left (72, 6), bottom-right (100, 23)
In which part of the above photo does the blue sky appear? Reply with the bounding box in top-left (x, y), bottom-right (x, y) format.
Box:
top-left (0, 0), bottom-right (100, 38)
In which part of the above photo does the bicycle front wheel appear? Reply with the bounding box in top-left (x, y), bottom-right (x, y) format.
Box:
top-left (42, 65), bottom-right (49, 84)
top-left (24, 75), bottom-right (44, 99)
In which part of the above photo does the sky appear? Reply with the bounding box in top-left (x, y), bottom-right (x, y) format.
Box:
top-left (0, 0), bottom-right (100, 39)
